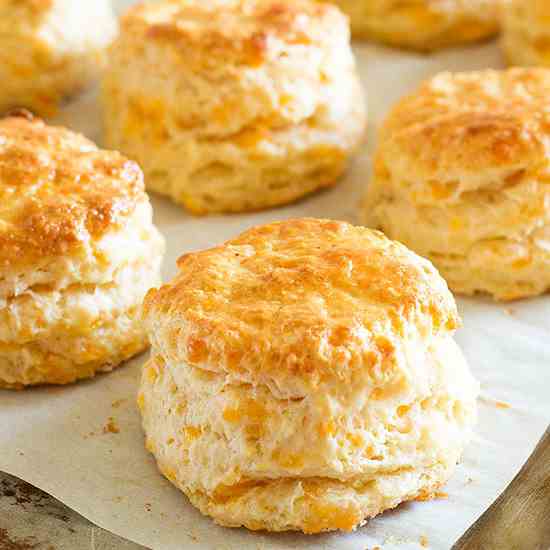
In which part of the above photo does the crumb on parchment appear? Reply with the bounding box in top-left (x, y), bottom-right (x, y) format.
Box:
top-left (479, 394), bottom-right (511, 410)
top-left (415, 490), bottom-right (448, 502)
top-left (103, 417), bottom-right (120, 434)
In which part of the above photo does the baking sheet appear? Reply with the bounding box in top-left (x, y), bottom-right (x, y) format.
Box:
top-left (1, 6), bottom-right (550, 548)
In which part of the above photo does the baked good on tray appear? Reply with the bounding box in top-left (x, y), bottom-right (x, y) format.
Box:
top-left (0, 112), bottom-right (164, 389)
top-left (139, 218), bottom-right (478, 533)
top-left (363, 68), bottom-right (550, 301)
top-left (502, 0), bottom-right (550, 67)
top-left (318, 0), bottom-right (499, 51)
top-left (102, 0), bottom-right (367, 215)
top-left (0, 0), bottom-right (117, 117)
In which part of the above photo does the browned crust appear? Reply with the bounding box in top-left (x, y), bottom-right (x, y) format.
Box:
top-left (0, 0), bottom-right (55, 26)
top-left (144, 219), bottom-right (458, 386)
top-left (3, 0), bottom-right (53, 15)
top-left (379, 68), bottom-right (550, 178)
top-left (0, 115), bottom-right (146, 267)
top-left (121, 0), bottom-right (344, 67)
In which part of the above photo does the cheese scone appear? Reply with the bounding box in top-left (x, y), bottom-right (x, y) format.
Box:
top-left (0, 112), bottom-right (164, 389)
top-left (364, 68), bottom-right (550, 301)
top-left (320, 0), bottom-right (500, 50)
top-left (140, 218), bottom-right (478, 533)
top-left (502, 0), bottom-right (550, 67)
top-left (0, 0), bottom-right (117, 117)
top-left (102, 0), bottom-right (367, 214)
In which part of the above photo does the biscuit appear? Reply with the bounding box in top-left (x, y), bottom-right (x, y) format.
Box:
top-left (0, 113), bottom-right (164, 389)
top-left (102, 0), bottom-right (366, 214)
top-left (364, 68), bottom-right (550, 301)
top-left (321, 0), bottom-right (499, 50)
top-left (140, 218), bottom-right (478, 533)
top-left (0, 0), bottom-right (117, 117)
top-left (502, 0), bottom-right (550, 67)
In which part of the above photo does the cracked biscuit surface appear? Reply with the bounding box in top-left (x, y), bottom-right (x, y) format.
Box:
top-left (364, 68), bottom-right (550, 301)
top-left (102, 0), bottom-right (366, 214)
top-left (140, 218), bottom-right (478, 533)
top-left (0, 114), bottom-right (164, 389)
top-left (318, 0), bottom-right (499, 50)
top-left (0, 0), bottom-right (116, 116)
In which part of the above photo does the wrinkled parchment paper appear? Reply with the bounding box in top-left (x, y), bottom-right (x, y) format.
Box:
top-left (1, 4), bottom-right (549, 548)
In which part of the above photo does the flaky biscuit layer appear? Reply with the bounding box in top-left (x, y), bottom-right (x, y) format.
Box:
top-left (0, 239), bottom-right (164, 389)
top-left (103, 0), bottom-right (366, 213)
top-left (0, 115), bottom-right (165, 387)
top-left (364, 68), bottom-right (550, 300)
top-left (140, 219), bottom-right (478, 532)
top-left (140, 336), bottom-right (475, 532)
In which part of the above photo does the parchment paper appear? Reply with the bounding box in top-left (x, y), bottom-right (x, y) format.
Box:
top-left (1, 4), bottom-right (549, 548)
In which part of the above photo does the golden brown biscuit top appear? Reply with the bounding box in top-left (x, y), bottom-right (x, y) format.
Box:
top-left (0, 0), bottom-right (53, 22)
top-left (347, 0), bottom-right (498, 17)
top-left (122, 0), bottom-right (344, 66)
top-left (379, 68), bottom-right (550, 182)
top-left (145, 219), bottom-right (458, 389)
top-left (0, 0), bottom-right (52, 11)
top-left (0, 114), bottom-right (145, 266)
top-left (505, 0), bottom-right (550, 19)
